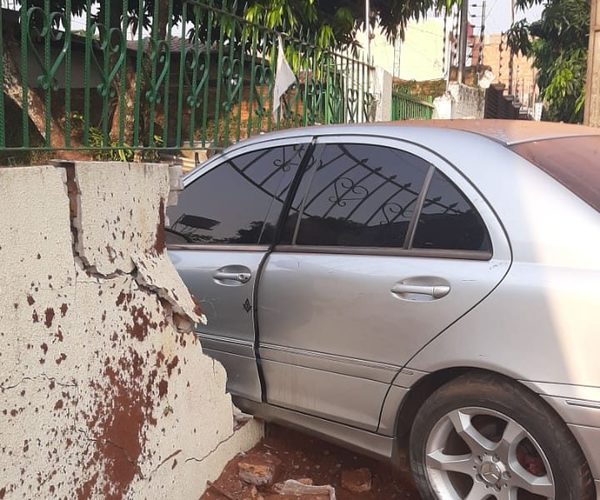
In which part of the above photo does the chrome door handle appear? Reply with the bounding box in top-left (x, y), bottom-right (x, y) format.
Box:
top-left (213, 271), bottom-right (251, 284)
top-left (391, 283), bottom-right (450, 299)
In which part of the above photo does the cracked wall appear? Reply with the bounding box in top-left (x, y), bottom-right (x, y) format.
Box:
top-left (0, 162), bottom-right (262, 499)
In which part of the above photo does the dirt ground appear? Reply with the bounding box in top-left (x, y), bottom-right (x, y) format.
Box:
top-left (201, 424), bottom-right (421, 500)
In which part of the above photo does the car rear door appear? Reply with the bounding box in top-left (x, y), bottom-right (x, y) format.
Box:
top-left (257, 135), bottom-right (511, 430)
top-left (167, 138), bottom-right (312, 402)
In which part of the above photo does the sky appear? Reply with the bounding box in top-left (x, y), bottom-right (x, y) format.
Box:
top-left (485, 1), bottom-right (546, 34)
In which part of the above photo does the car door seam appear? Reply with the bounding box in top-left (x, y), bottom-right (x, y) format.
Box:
top-left (254, 138), bottom-right (318, 403)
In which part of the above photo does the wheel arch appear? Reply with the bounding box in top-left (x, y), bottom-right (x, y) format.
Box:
top-left (392, 366), bottom-right (589, 462)
top-left (393, 366), bottom-right (474, 454)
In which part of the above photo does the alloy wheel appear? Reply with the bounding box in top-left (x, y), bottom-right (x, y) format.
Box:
top-left (425, 407), bottom-right (555, 500)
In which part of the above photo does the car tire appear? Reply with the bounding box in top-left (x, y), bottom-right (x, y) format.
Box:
top-left (409, 372), bottom-right (594, 500)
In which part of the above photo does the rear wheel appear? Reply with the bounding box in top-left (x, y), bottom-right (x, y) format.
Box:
top-left (409, 373), bottom-right (594, 500)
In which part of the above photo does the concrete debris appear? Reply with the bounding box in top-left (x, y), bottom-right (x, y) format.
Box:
top-left (273, 479), bottom-right (336, 499)
top-left (340, 468), bottom-right (372, 493)
top-left (238, 456), bottom-right (280, 486)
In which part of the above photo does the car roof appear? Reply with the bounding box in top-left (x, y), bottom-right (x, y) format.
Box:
top-left (234, 119), bottom-right (600, 149)
top-left (388, 119), bottom-right (600, 146)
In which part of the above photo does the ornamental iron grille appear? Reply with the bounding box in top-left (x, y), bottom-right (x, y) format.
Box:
top-left (0, 0), bottom-right (374, 161)
top-left (391, 92), bottom-right (435, 121)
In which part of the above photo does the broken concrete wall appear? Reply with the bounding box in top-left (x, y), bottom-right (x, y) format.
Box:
top-left (432, 83), bottom-right (486, 120)
top-left (0, 162), bottom-right (262, 499)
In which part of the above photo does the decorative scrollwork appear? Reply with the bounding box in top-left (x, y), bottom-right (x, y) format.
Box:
top-left (184, 44), bottom-right (210, 109)
top-left (327, 82), bottom-right (343, 124)
top-left (145, 39), bottom-right (171, 104)
top-left (346, 88), bottom-right (360, 123)
top-left (27, 8), bottom-right (69, 92)
top-left (363, 92), bottom-right (376, 123)
top-left (222, 56), bottom-right (242, 113)
top-left (328, 177), bottom-right (369, 207)
top-left (252, 64), bottom-right (272, 118)
top-left (307, 79), bottom-right (324, 124)
top-left (381, 202), bottom-right (404, 223)
top-left (89, 23), bottom-right (127, 99)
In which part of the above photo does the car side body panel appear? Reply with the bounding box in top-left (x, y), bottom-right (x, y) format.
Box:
top-left (173, 124), bottom-right (600, 487)
top-left (405, 131), bottom-right (600, 388)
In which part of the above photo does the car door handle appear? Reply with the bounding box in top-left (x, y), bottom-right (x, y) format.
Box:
top-left (213, 271), bottom-right (252, 284)
top-left (391, 283), bottom-right (450, 299)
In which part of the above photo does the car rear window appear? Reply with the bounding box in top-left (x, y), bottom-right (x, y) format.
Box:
top-left (510, 136), bottom-right (600, 212)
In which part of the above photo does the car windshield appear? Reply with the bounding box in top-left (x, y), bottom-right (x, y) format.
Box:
top-left (510, 135), bottom-right (600, 212)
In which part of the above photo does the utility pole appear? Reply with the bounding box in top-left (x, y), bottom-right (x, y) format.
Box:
top-left (585, 0), bottom-right (600, 126)
top-left (457, 0), bottom-right (469, 83)
top-left (508, 0), bottom-right (515, 95)
top-left (365, 0), bottom-right (372, 63)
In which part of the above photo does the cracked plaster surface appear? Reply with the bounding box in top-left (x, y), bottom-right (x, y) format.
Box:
top-left (0, 163), bottom-right (261, 499)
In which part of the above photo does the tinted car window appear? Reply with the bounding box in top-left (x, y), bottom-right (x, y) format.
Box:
top-left (294, 144), bottom-right (430, 247)
top-left (412, 170), bottom-right (491, 252)
top-left (510, 136), bottom-right (600, 212)
top-left (167, 145), bottom-right (306, 245)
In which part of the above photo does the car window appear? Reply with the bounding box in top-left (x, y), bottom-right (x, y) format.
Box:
top-left (412, 170), bottom-right (491, 252)
top-left (292, 143), bottom-right (430, 247)
top-left (166, 144), bottom-right (307, 245)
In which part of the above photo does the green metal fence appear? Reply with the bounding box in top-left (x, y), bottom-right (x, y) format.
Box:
top-left (0, 0), bottom-right (374, 159)
top-left (391, 92), bottom-right (435, 121)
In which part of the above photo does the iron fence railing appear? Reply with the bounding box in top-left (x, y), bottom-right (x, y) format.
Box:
top-left (391, 92), bottom-right (434, 121)
top-left (0, 0), bottom-right (374, 160)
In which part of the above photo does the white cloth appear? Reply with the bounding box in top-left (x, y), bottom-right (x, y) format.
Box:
top-left (272, 36), bottom-right (296, 119)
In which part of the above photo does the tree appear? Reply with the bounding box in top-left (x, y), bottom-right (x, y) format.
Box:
top-left (243, 0), bottom-right (454, 50)
top-left (507, 0), bottom-right (590, 123)
top-left (2, 0), bottom-right (455, 150)
top-left (1, 1), bottom-right (85, 151)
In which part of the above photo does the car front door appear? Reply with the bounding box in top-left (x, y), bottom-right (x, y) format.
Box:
top-left (167, 138), bottom-right (312, 402)
top-left (257, 136), bottom-right (511, 431)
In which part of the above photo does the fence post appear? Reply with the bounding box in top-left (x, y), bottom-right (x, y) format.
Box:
top-left (373, 67), bottom-right (393, 122)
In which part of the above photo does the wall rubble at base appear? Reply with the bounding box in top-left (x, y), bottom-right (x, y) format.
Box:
top-left (0, 162), bottom-right (262, 499)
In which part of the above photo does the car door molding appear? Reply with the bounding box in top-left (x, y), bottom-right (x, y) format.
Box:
top-left (259, 342), bottom-right (401, 384)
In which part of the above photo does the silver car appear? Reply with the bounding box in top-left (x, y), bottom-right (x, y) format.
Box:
top-left (167, 120), bottom-right (600, 500)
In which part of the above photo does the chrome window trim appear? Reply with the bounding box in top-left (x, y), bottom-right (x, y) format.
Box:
top-left (273, 244), bottom-right (492, 261)
top-left (167, 244), bottom-right (270, 252)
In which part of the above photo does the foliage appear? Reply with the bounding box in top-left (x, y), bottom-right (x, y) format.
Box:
top-left (506, 0), bottom-right (590, 123)
top-left (393, 79), bottom-right (446, 100)
top-left (243, 0), bottom-right (457, 51)
top-left (14, 0), bottom-right (458, 48)
top-left (88, 127), bottom-right (134, 161)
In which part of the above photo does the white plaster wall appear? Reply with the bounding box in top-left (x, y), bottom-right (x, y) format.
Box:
top-left (374, 67), bottom-right (393, 122)
top-left (356, 19), bottom-right (445, 81)
top-left (448, 82), bottom-right (486, 119)
top-left (0, 162), bottom-right (262, 499)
